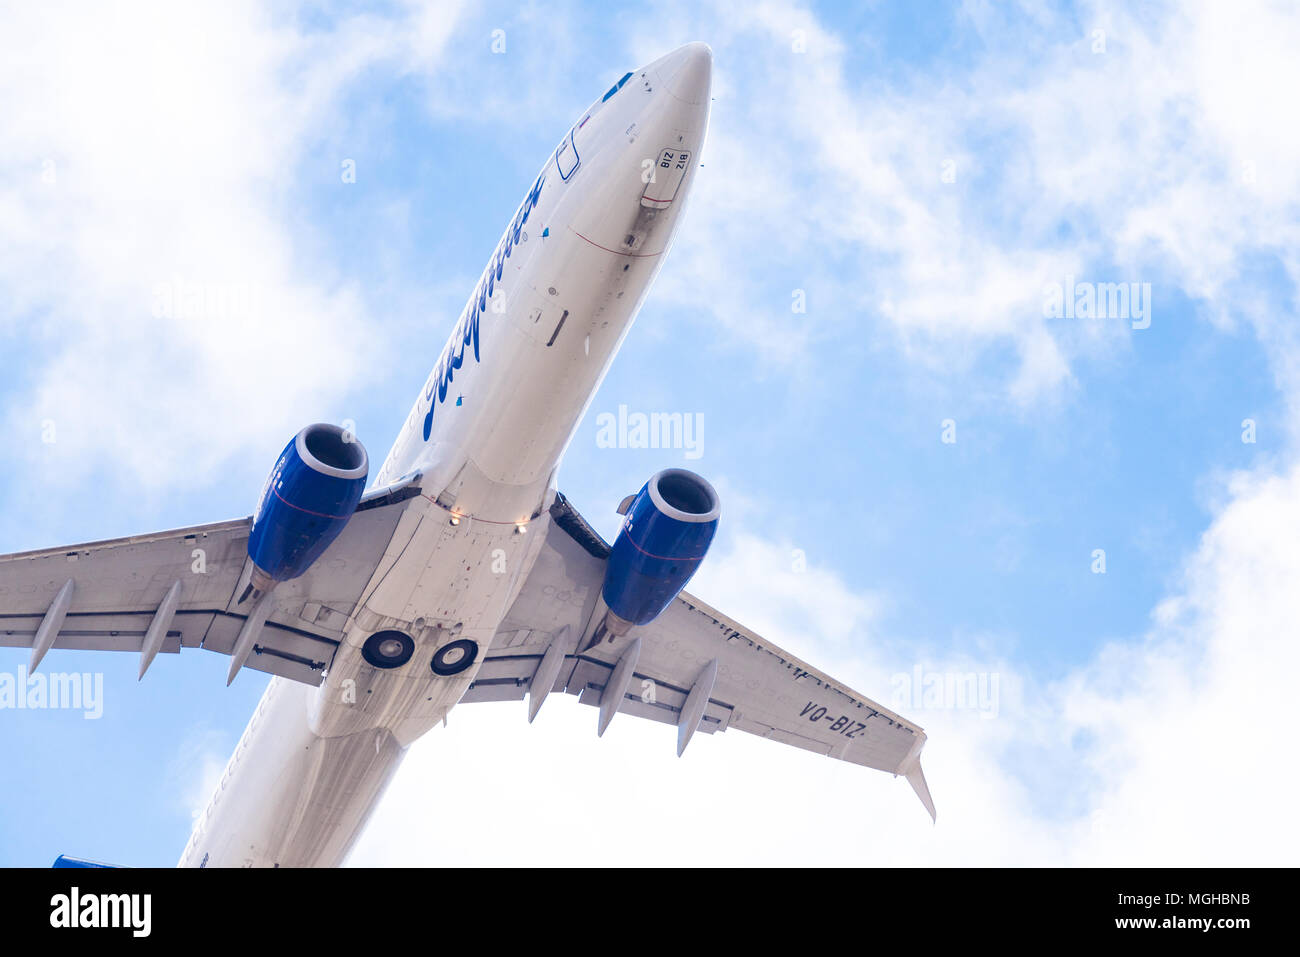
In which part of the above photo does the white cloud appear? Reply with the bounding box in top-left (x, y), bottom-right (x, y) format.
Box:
top-left (164, 725), bottom-right (230, 824)
top-left (0, 0), bottom-right (466, 489)
top-left (1057, 464), bottom-right (1300, 863)
top-left (692, 531), bottom-right (883, 662)
top-left (630, 0), bottom-right (1300, 406)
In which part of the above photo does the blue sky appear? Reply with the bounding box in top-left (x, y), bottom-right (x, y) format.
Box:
top-left (2, 0), bottom-right (1299, 865)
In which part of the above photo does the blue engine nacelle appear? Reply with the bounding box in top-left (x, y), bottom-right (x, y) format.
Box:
top-left (247, 423), bottom-right (368, 590)
top-left (602, 468), bottom-right (720, 632)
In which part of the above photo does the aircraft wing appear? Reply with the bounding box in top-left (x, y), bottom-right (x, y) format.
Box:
top-left (0, 484), bottom-right (420, 686)
top-left (461, 493), bottom-right (936, 820)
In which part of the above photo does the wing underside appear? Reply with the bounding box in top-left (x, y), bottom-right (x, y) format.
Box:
top-left (0, 486), bottom-right (418, 685)
top-left (0, 483), bottom-right (935, 818)
top-left (463, 494), bottom-right (936, 818)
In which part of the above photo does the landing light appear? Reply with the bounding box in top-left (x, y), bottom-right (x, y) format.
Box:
top-left (449, 515), bottom-right (461, 526)
top-left (515, 524), bottom-right (527, 535)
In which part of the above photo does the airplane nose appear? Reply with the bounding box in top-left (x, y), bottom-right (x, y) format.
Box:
top-left (659, 41), bottom-right (712, 105)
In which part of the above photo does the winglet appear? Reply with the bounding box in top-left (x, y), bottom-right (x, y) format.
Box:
top-left (905, 762), bottom-right (937, 823)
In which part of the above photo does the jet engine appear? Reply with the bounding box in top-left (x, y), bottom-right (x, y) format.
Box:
top-left (601, 468), bottom-right (719, 635)
top-left (246, 423), bottom-right (368, 595)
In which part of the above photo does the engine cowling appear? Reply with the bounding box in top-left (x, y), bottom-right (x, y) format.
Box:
top-left (247, 423), bottom-right (368, 590)
top-left (602, 468), bottom-right (720, 633)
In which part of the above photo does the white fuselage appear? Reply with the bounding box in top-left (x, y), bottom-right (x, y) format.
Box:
top-left (178, 44), bottom-right (711, 867)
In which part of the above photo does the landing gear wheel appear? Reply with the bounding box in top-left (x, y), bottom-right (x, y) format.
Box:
top-left (431, 638), bottom-right (479, 676)
top-left (361, 630), bottom-right (415, 669)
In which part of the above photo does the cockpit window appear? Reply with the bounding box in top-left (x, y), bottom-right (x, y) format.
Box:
top-left (602, 71), bottom-right (633, 103)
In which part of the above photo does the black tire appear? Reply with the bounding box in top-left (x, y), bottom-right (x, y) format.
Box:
top-left (430, 638), bottom-right (479, 676)
top-left (361, 630), bottom-right (415, 669)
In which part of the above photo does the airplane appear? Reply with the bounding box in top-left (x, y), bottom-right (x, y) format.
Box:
top-left (1, 41), bottom-right (934, 868)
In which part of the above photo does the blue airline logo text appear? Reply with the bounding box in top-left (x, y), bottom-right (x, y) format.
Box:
top-left (423, 173), bottom-right (546, 439)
